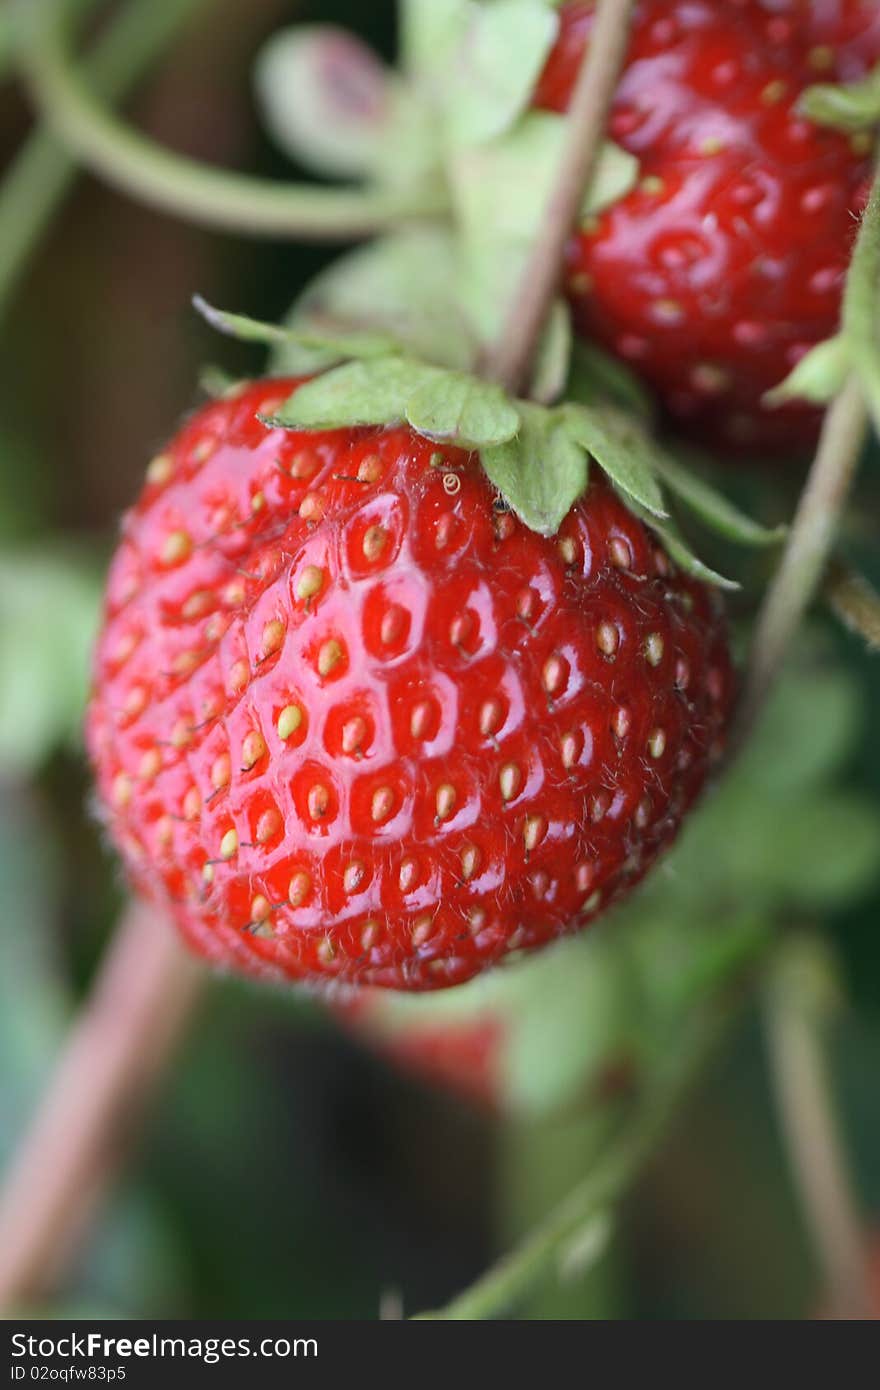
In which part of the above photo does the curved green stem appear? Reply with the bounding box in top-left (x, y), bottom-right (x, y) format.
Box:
top-left (413, 1009), bottom-right (732, 1320)
top-left (0, 0), bottom-right (97, 80)
top-left (0, 0), bottom-right (215, 316)
top-left (18, 0), bottom-right (447, 241)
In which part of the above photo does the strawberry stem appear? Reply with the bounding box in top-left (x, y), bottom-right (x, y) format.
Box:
top-left (0, 0), bottom-right (214, 317)
top-left (482, 0), bottom-right (637, 395)
top-left (762, 935), bottom-right (874, 1320)
top-left (0, 901), bottom-right (203, 1310)
top-left (18, 0), bottom-right (449, 240)
top-left (738, 377), bottom-right (869, 736)
top-left (738, 170), bottom-right (880, 736)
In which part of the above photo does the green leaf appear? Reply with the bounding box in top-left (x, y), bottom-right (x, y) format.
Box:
top-left (399, 0), bottom-right (470, 80)
top-left (253, 25), bottom-right (416, 181)
top-left (266, 357), bottom-right (427, 431)
top-left (405, 371), bottom-right (520, 448)
top-left (800, 67), bottom-right (880, 132)
top-left (441, 0), bottom-right (560, 146)
top-left (764, 335), bottom-right (850, 407)
top-left (564, 405), bottom-right (668, 519)
top-left (648, 449), bottom-right (787, 546)
top-left (481, 404), bottom-right (588, 535)
top-left (274, 229), bottom-right (477, 374)
top-left (737, 661), bottom-right (863, 795)
top-left (724, 797), bottom-right (880, 911)
top-left (194, 295), bottom-right (400, 362)
top-left (528, 298), bottom-right (572, 406)
top-left (251, 24), bottom-right (442, 190)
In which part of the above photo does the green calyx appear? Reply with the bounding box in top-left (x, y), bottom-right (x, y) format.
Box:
top-left (251, 0), bottom-right (637, 325)
top-left (197, 296), bottom-right (783, 587)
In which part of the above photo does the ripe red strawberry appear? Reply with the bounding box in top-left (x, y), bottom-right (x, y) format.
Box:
top-left (535, 0), bottom-right (880, 454)
top-left (86, 378), bottom-right (733, 991)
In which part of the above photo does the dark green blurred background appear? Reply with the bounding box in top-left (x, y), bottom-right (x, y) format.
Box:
top-left (1, 0), bottom-right (879, 1319)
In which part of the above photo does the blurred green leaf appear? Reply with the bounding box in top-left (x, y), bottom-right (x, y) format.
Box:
top-left (0, 786), bottom-right (68, 1164)
top-left (438, 1), bottom-right (559, 147)
top-left (254, 25), bottom-right (398, 179)
top-left (0, 550), bottom-right (100, 777)
top-left (275, 229), bottom-right (478, 373)
top-left (735, 664), bottom-right (863, 795)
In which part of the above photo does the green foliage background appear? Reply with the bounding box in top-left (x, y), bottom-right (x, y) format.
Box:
top-left (1, 0), bottom-right (879, 1319)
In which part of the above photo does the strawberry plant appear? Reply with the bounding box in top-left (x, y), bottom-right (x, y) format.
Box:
top-left (1, 0), bottom-right (880, 1323)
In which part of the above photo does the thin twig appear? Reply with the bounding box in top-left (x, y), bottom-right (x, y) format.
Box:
top-left (735, 377), bottom-right (868, 742)
top-left (0, 901), bottom-right (203, 1310)
top-left (825, 561), bottom-right (880, 651)
top-left (483, 0), bottom-right (637, 394)
top-left (762, 937), bottom-right (873, 1320)
top-left (737, 171), bottom-right (880, 740)
top-left (17, 0), bottom-right (447, 241)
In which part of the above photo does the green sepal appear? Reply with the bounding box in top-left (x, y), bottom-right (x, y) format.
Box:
top-left (563, 405), bottom-right (668, 519)
top-left (264, 357), bottom-right (425, 432)
top-left (646, 449), bottom-right (787, 547)
top-left (481, 403), bottom-right (589, 536)
top-left (764, 335), bottom-right (851, 407)
top-left (404, 369), bottom-right (521, 447)
top-left (623, 501), bottom-right (739, 591)
top-left (266, 356), bottom-right (520, 449)
top-left (800, 66), bottom-right (880, 133)
top-left (200, 282), bottom-right (781, 581)
top-left (193, 295), bottom-right (401, 364)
